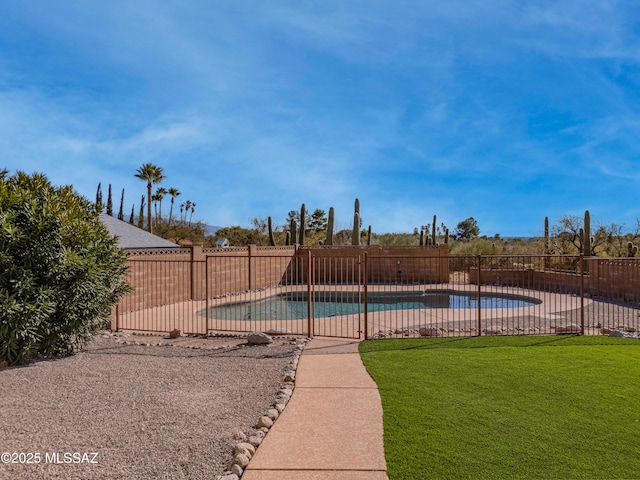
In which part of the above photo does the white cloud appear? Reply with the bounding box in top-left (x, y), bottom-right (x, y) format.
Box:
top-left (2, 0), bottom-right (640, 233)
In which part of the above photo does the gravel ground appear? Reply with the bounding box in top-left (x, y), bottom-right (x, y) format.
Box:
top-left (0, 333), bottom-right (301, 480)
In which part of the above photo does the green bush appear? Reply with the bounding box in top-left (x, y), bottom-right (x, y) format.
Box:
top-left (0, 171), bottom-right (131, 365)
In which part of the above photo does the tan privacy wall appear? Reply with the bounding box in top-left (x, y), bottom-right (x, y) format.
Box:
top-left (114, 244), bottom-right (449, 322)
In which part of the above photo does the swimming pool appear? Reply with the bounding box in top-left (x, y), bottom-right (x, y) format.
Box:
top-left (204, 290), bottom-right (542, 321)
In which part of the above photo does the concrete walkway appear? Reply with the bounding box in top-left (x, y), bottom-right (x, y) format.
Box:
top-left (243, 338), bottom-right (389, 480)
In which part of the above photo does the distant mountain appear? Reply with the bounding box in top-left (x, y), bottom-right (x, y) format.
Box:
top-left (203, 224), bottom-right (223, 236)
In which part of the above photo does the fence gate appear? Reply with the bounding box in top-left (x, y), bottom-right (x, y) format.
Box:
top-left (203, 250), bottom-right (364, 339)
top-left (310, 251), bottom-right (363, 339)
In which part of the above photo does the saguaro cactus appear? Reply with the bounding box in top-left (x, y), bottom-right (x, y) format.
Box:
top-left (290, 218), bottom-right (297, 246)
top-left (299, 203), bottom-right (306, 245)
top-left (352, 198), bottom-right (360, 246)
top-left (584, 210), bottom-right (592, 257)
top-left (268, 216), bottom-right (276, 246)
top-left (544, 216), bottom-right (550, 253)
top-left (367, 225), bottom-right (372, 246)
top-left (543, 216), bottom-right (551, 268)
top-left (432, 215), bottom-right (437, 245)
top-left (325, 207), bottom-right (335, 246)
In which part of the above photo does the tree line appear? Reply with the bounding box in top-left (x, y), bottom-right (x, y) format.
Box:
top-left (212, 209), bottom-right (640, 258)
top-left (96, 163), bottom-right (203, 245)
top-left (95, 167), bottom-right (640, 257)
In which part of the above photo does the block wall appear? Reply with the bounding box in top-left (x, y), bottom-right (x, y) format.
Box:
top-left (470, 259), bottom-right (640, 302)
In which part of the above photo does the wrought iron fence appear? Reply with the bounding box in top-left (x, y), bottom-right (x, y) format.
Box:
top-left (114, 251), bottom-right (640, 339)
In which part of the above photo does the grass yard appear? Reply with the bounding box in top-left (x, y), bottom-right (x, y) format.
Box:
top-left (359, 335), bottom-right (640, 479)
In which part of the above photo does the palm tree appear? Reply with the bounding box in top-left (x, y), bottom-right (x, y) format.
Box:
top-left (167, 187), bottom-right (181, 225)
top-left (134, 163), bottom-right (165, 233)
top-left (183, 200), bottom-right (192, 225)
top-left (155, 187), bottom-right (167, 223)
top-left (152, 191), bottom-right (162, 223)
top-left (189, 202), bottom-right (196, 225)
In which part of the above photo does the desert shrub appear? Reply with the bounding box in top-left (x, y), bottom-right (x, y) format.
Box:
top-left (450, 237), bottom-right (502, 255)
top-left (0, 171), bottom-right (131, 365)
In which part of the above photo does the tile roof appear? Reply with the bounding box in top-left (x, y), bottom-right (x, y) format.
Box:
top-left (99, 214), bottom-right (179, 249)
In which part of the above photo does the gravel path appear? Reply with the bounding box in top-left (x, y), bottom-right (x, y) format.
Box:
top-left (0, 333), bottom-right (300, 479)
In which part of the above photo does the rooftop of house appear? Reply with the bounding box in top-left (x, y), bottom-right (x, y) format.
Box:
top-left (100, 214), bottom-right (179, 250)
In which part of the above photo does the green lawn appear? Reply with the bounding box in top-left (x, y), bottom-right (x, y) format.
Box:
top-left (359, 335), bottom-right (640, 479)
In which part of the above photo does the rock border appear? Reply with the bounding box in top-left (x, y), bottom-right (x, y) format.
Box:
top-left (217, 334), bottom-right (309, 480)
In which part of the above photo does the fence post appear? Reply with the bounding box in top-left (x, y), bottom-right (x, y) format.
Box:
top-left (580, 254), bottom-right (585, 335)
top-left (248, 244), bottom-right (257, 290)
top-left (205, 256), bottom-right (210, 334)
top-left (190, 245), bottom-right (205, 301)
top-left (113, 303), bottom-right (119, 332)
top-left (363, 252), bottom-right (368, 340)
top-left (477, 255), bottom-right (482, 336)
top-left (307, 250), bottom-right (313, 338)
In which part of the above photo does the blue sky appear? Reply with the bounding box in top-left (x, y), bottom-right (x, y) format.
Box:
top-left (2, 1), bottom-right (640, 237)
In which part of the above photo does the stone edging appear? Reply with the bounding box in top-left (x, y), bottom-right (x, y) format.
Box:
top-left (217, 334), bottom-right (310, 480)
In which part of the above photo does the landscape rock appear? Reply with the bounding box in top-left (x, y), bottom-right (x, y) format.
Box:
top-left (484, 326), bottom-right (503, 335)
top-left (169, 329), bottom-right (181, 339)
top-left (247, 332), bottom-right (273, 345)
top-left (266, 328), bottom-right (292, 335)
top-left (248, 436), bottom-right (263, 447)
top-left (230, 464), bottom-right (243, 477)
top-left (279, 388), bottom-right (293, 397)
top-left (419, 326), bottom-right (442, 337)
top-left (556, 324), bottom-right (581, 333)
top-left (233, 431), bottom-right (247, 441)
top-left (219, 474), bottom-right (239, 480)
top-left (257, 416), bottom-right (273, 429)
top-left (266, 408), bottom-right (279, 421)
top-left (235, 442), bottom-right (256, 456)
top-left (275, 388), bottom-right (293, 404)
top-left (234, 445), bottom-right (252, 459)
top-left (234, 453), bottom-right (250, 468)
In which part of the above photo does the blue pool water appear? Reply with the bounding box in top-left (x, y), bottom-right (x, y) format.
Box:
top-left (205, 290), bottom-right (541, 321)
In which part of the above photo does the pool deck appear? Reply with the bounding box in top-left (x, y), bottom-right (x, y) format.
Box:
top-left (115, 283), bottom-right (595, 338)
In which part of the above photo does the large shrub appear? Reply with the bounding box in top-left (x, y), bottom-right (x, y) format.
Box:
top-left (0, 171), bottom-right (131, 365)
